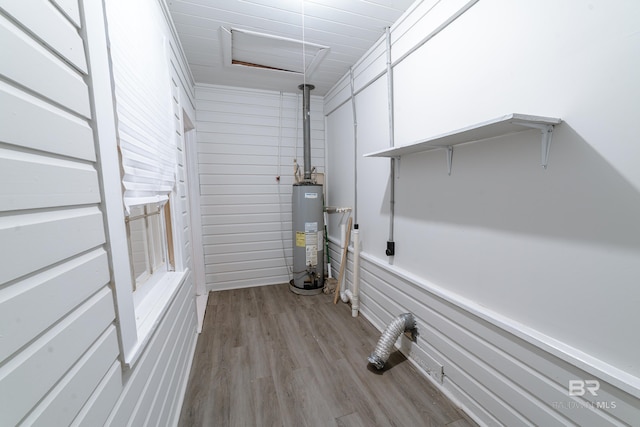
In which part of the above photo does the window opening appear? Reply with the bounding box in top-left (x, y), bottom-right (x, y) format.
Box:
top-left (126, 201), bottom-right (174, 291)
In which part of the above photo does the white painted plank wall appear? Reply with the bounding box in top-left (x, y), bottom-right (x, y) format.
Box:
top-left (324, 0), bottom-right (475, 115)
top-left (98, 0), bottom-right (198, 425)
top-left (104, 275), bottom-right (195, 426)
top-left (0, 2), bottom-right (116, 426)
top-left (195, 84), bottom-right (325, 290)
top-left (0, 0), bottom-right (198, 425)
top-left (324, 0), bottom-right (640, 425)
top-left (330, 241), bottom-right (639, 426)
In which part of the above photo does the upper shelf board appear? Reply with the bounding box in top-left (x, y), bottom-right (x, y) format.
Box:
top-left (364, 113), bottom-right (562, 158)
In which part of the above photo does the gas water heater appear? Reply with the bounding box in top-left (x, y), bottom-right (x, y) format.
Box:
top-left (290, 84), bottom-right (324, 295)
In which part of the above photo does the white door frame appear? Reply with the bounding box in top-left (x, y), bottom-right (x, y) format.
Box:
top-left (183, 112), bottom-right (207, 332)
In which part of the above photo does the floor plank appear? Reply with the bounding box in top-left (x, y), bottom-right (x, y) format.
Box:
top-left (178, 283), bottom-right (477, 427)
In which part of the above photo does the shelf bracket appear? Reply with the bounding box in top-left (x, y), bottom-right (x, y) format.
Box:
top-left (446, 146), bottom-right (453, 175)
top-left (513, 121), bottom-right (556, 169)
top-left (391, 156), bottom-right (401, 179)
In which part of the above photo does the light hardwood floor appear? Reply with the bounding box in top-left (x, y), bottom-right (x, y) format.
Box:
top-left (178, 283), bottom-right (477, 427)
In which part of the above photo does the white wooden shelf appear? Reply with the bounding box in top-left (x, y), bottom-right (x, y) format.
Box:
top-left (364, 113), bottom-right (562, 173)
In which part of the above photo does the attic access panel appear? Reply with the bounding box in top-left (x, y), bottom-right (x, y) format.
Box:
top-left (220, 27), bottom-right (329, 77)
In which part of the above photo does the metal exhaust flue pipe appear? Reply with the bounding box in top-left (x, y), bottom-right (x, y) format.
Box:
top-left (298, 83), bottom-right (314, 181)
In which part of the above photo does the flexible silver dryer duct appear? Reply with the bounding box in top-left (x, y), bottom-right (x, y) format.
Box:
top-left (368, 313), bottom-right (417, 370)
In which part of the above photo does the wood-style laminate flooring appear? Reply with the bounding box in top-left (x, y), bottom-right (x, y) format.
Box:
top-left (178, 283), bottom-right (477, 427)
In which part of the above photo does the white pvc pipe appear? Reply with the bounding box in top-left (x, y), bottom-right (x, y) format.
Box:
top-left (351, 224), bottom-right (360, 317)
top-left (341, 289), bottom-right (351, 304)
top-left (340, 223), bottom-right (350, 303)
top-left (340, 224), bottom-right (360, 317)
top-left (324, 211), bottom-right (332, 279)
top-left (325, 207), bottom-right (353, 284)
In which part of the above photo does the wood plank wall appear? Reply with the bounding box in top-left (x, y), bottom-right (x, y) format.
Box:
top-left (0, 0), bottom-right (198, 425)
top-left (195, 84), bottom-right (325, 290)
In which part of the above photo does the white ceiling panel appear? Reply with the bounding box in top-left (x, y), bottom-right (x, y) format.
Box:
top-left (167, 0), bottom-right (416, 95)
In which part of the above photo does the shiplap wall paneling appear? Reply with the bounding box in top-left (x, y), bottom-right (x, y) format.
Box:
top-left (0, 11), bottom-right (90, 117)
top-left (16, 306), bottom-right (119, 427)
top-left (104, 275), bottom-right (195, 425)
top-left (0, 147), bottom-right (99, 211)
top-left (196, 84), bottom-right (325, 290)
top-left (0, 79), bottom-right (94, 160)
top-left (323, 0), bottom-right (477, 115)
top-left (164, 5), bottom-right (196, 113)
top-left (0, 1), bottom-right (119, 425)
top-left (329, 240), bottom-right (639, 426)
top-left (324, 1), bottom-right (640, 424)
top-left (0, 0), bottom-right (88, 72)
top-left (49, 0), bottom-right (81, 28)
top-left (98, 0), bottom-right (198, 425)
top-left (70, 362), bottom-right (123, 426)
top-left (1, 0), bottom-right (198, 425)
top-left (0, 249), bottom-right (109, 362)
top-left (0, 207), bottom-right (106, 294)
top-left (170, 48), bottom-right (188, 272)
top-left (1, 289), bottom-right (115, 426)
top-left (324, 100), bottom-right (354, 243)
top-left (137, 293), bottom-right (196, 426)
top-left (159, 48), bottom-right (199, 427)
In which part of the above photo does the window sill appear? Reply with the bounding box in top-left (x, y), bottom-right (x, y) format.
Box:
top-left (124, 270), bottom-right (188, 368)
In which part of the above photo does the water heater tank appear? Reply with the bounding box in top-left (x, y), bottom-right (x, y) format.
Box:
top-left (290, 183), bottom-right (324, 295)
